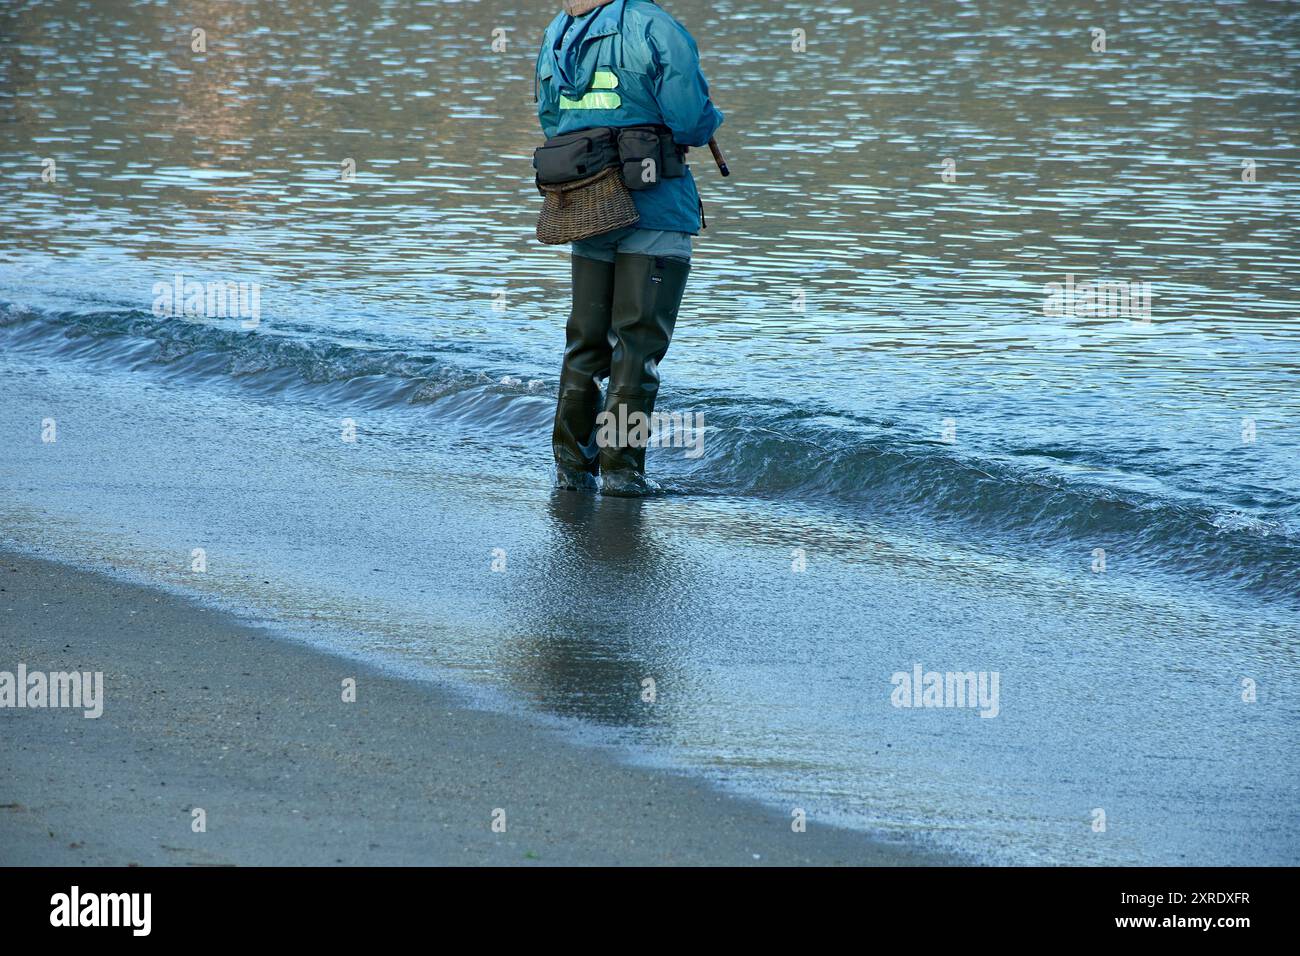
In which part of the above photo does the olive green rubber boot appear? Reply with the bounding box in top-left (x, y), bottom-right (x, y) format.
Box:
top-left (552, 254), bottom-right (616, 491)
top-left (599, 253), bottom-right (690, 497)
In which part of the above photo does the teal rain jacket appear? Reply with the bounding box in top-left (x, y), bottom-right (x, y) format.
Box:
top-left (536, 0), bottom-right (724, 234)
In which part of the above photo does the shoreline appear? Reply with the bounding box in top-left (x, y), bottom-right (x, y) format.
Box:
top-left (0, 549), bottom-right (948, 866)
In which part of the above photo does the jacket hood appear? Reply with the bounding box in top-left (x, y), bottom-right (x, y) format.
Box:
top-left (563, 0), bottom-right (615, 14)
top-left (548, 0), bottom-right (626, 99)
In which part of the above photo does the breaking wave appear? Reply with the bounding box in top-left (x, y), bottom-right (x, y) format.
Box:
top-left (4, 301), bottom-right (1297, 609)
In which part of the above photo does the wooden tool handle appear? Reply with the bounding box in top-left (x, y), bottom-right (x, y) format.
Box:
top-left (707, 137), bottom-right (730, 177)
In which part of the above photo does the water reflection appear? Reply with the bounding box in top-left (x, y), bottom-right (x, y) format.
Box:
top-left (492, 490), bottom-right (685, 727)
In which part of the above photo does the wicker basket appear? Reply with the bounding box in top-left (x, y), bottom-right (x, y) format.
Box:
top-left (536, 165), bottom-right (640, 244)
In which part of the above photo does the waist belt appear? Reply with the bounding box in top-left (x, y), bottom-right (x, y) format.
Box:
top-left (533, 125), bottom-right (688, 192)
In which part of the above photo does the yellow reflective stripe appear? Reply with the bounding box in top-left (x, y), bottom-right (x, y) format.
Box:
top-left (560, 91), bottom-right (621, 109)
top-left (559, 70), bottom-right (621, 109)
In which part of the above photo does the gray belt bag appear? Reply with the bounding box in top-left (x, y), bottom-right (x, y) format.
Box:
top-left (616, 126), bottom-right (687, 191)
top-left (534, 127), bottom-right (620, 185)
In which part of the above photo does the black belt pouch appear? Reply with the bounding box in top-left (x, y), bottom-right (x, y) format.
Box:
top-left (534, 127), bottom-right (619, 185)
top-left (615, 126), bottom-right (688, 189)
top-left (617, 126), bottom-right (664, 190)
top-left (658, 131), bottom-right (687, 179)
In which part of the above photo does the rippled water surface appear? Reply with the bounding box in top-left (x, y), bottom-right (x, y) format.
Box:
top-left (2, 0), bottom-right (1298, 864)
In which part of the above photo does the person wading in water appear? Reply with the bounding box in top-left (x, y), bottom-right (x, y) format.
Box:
top-left (535, 0), bottom-right (723, 496)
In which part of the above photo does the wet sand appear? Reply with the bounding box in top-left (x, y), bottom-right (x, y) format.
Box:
top-left (0, 550), bottom-right (944, 866)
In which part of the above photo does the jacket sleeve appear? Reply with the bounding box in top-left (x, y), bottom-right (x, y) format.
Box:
top-left (648, 16), bottom-right (724, 148)
top-left (536, 39), bottom-right (560, 139)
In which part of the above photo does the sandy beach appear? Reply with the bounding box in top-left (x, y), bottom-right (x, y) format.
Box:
top-left (0, 550), bottom-right (941, 866)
